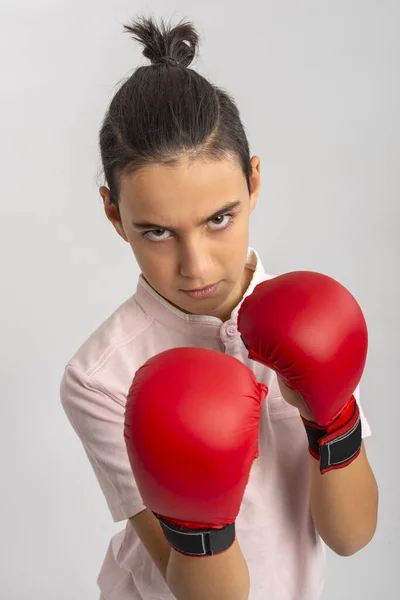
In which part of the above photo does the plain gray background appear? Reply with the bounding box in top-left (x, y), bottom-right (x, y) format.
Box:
top-left (1, 1), bottom-right (398, 598)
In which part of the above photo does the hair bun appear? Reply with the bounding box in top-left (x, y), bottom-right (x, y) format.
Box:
top-left (124, 16), bottom-right (199, 68)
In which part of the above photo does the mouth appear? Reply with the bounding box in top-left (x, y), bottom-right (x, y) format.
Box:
top-left (181, 281), bottom-right (220, 299)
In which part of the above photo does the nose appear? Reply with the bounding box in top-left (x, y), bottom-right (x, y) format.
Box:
top-left (179, 238), bottom-right (213, 283)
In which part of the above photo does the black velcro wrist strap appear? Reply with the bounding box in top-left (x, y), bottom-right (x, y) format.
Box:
top-left (319, 414), bottom-right (362, 473)
top-left (154, 514), bottom-right (236, 556)
top-left (302, 401), bottom-right (362, 473)
top-left (302, 421), bottom-right (325, 457)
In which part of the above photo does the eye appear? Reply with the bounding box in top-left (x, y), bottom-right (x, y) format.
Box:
top-left (142, 213), bottom-right (235, 243)
top-left (208, 214), bottom-right (232, 230)
top-left (143, 228), bottom-right (172, 242)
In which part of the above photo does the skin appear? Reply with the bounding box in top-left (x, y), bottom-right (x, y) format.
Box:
top-left (100, 154), bottom-right (261, 322)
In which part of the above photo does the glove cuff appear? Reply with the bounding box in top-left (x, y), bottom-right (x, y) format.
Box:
top-left (153, 513), bottom-right (236, 557)
top-left (301, 396), bottom-right (362, 474)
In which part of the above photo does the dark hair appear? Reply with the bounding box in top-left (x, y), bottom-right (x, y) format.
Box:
top-left (99, 16), bottom-right (252, 219)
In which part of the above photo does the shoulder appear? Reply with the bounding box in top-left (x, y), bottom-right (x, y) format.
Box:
top-left (64, 295), bottom-right (152, 375)
top-left (261, 271), bottom-right (278, 281)
top-left (60, 295), bottom-right (154, 408)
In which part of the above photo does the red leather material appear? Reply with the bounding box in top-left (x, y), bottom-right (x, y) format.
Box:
top-left (124, 347), bottom-right (268, 529)
top-left (238, 271), bottom-right (368, 427)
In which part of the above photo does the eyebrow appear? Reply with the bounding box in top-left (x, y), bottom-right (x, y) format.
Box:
top-left (132, 200), bottom-right (242, 231)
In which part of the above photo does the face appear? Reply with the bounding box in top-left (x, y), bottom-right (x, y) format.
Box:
top-left (101, 155), bottom-right (260, 321)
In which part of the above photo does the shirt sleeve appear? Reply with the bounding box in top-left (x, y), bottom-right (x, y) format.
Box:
top-left (60, 364), bottom-right (146, 522)
top-left (353, 384), bottom-right (372, 439)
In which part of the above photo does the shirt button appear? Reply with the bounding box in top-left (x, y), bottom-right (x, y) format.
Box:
top-left (226, 324), bottom-right (238, 336)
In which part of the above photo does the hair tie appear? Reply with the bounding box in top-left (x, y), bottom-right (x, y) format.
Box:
top-left (155, 56), bottom-right (180, 67)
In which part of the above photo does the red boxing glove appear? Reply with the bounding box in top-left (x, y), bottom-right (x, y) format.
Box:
top-left (124, 347), bottom-right (267, 556)
top-left (237, 271), bottom-right (368, 473)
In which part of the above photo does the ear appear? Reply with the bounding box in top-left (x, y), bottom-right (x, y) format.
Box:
top-left (100, 186), bottom-right (129, 242)
top-left (249, 156), bottom-right (261, 213)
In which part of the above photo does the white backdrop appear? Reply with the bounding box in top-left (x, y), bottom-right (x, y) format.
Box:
top-left (1, 1), bottom-right (398, 598)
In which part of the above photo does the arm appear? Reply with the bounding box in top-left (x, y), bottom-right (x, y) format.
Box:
top-left (275, 379), bottom-right (379, 556)
top-left (130, 509), bottom-right (171, 580)
top-left (126, 349), bottom-right (265, 600)
top-left (309, 441), bottom-right (378, 556)
top-left (166, 539), bottom-right (250, 600)
top-left (131, 510), bottom-right (250, 600)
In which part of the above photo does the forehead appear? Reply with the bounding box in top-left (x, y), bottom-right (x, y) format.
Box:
top-left (119, 157), bottom-right (246, 225)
